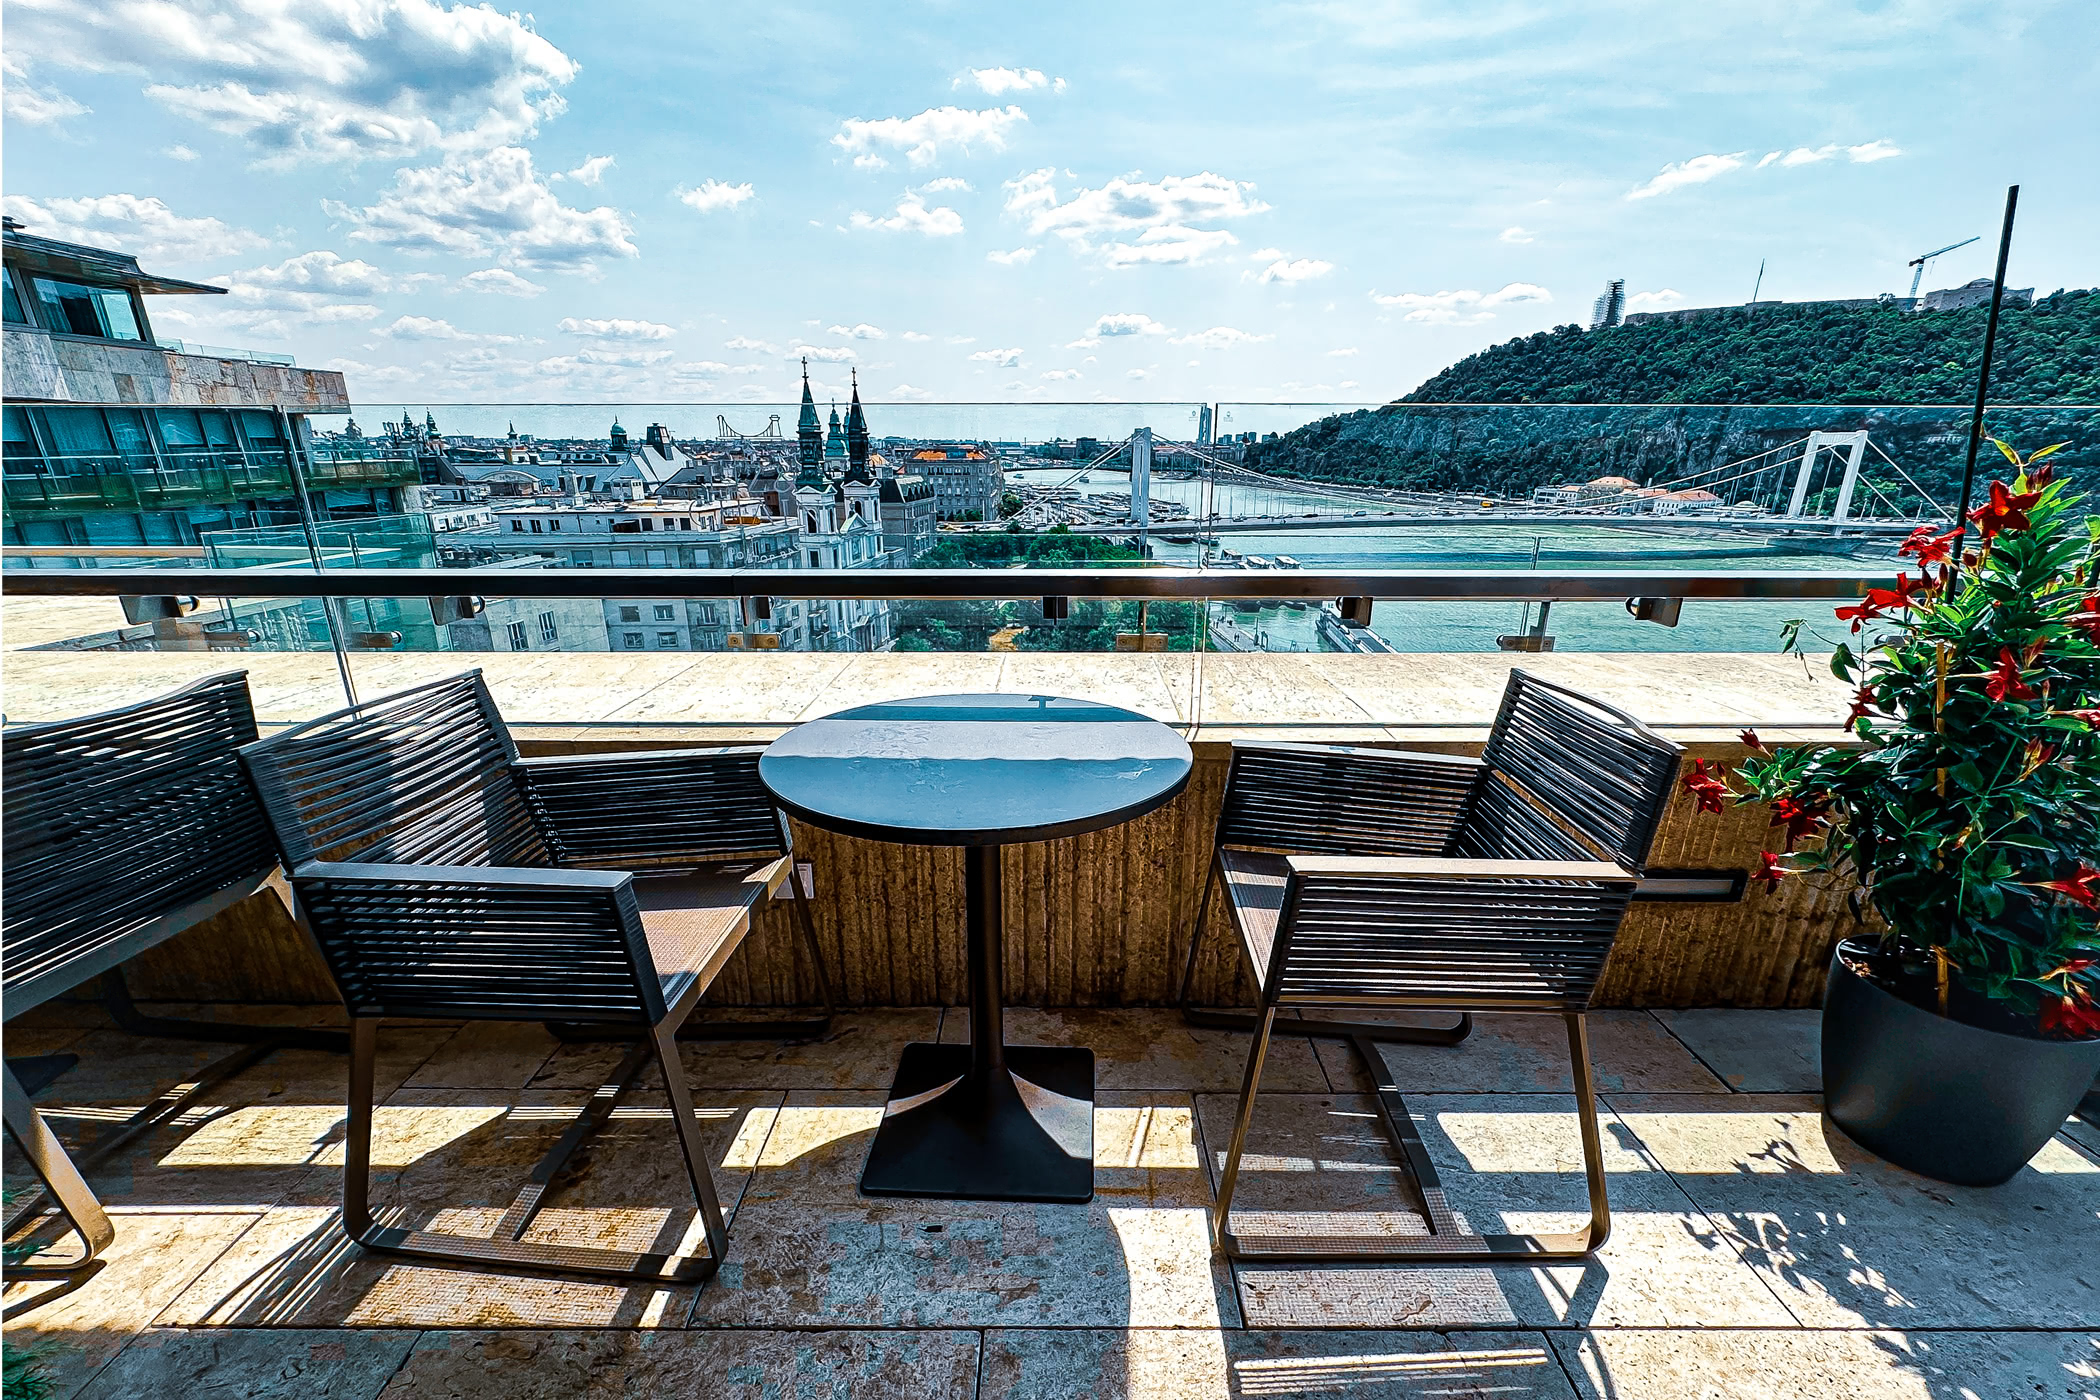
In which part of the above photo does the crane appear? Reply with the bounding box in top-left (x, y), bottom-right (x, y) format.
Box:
top-left (1907, 237), bottom-right (1979, 303)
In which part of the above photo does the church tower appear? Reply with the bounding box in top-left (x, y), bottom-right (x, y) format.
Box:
top-left (844, 368), bottom-right (871, 481)
top-left (824, 402), bottom-right (845, 463)
top-left (796, 358), bottom-right (823, 473)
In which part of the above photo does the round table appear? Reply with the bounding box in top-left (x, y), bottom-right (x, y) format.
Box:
top-left (759, 693), bottom-right (1193, 1203)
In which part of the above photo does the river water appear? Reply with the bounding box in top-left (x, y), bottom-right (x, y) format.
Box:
top-left (1006, 467), bottom-right (1894, 654)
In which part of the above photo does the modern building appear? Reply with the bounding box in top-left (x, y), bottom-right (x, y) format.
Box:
top-left (1, 218), bottom-right (411, 549)
top-left (1589, 279), bottom-right (1625, 330)
top-left (890, 442), bottom-right (1004, 520)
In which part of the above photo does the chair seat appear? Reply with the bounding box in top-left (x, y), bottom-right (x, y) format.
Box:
top-left (633, 857), bottom-right (792, 1008)
top-left (1218, 847), bottom-right (1289, 993)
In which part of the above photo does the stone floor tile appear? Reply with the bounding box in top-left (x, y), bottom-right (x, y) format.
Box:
top-left (982, 1328), bottom-right (1581, 1399)
top-left (382, 1328), bottom-right (981, 1398)
top-left (527, 1010), bottom-right (943, 1093)
top-left (6, 999), bottom-right (116, 1030)
top-left (1313, 1012), bottom-right (1727, 1096)
top-left (72, 1326), bottom-right (418, 1400)
top-left (1, 1208), bottom-right (269, 1398)
top-left (1649, 1010), bottom-right (1823, 1092)
top-left (1609, 1093), bottom-right (2100, 1329)
top-left (1552, 1327), bottom-right (2100, 1400)
top-left (941, 1008), bottom-right (1332, 1093)
top-left (1201, 1093), bottom-right (1796, 1330)
top-left (403, 1021), bottom-right (562, 1091)
top-left (154, 1087), bottom-right (777, 1330)
top-left (2061, 1109), bottom-right (2100, 1158)
top-left (3, 1025), bottom-right (90, 1059)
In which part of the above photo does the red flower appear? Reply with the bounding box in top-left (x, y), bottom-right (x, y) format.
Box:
top-left (1899, 526), bottom-right (1962, 566)
top-left (1768, 795), bottom-right (1829, 851)
top-left (1738, 728), bottom-right (1765, 752)
top-left (2026, 459), bottom-right (2055, 490)
top-left (2070, 594), bottom-right (2100, 644)
top-left (1845, 686), bottom-right (1877, 724)
top-left (1968, 480), bottom-right (2043, 542)
top-left (1681, 759), bottom-right (1730, 815)
top-left (2037, 866), bottom-right (2100, 909)
top-left (2039, 992), bottom-right (2100, 1040)
top-left (1751, 850), bottom-right (1790, 890)
top-left (1832, 575), bottom-right (1925, 634)
top-left (2063, 708), bottom-right (2100, 726)
top-left (1985, 646), bottom-right (2039, 702)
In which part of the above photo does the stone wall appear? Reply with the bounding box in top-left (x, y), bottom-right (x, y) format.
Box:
top-left (2, 328), bottom-right (349, 411)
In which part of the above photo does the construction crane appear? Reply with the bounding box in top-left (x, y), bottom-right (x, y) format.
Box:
top-left (1907, 237), bottom-right (1979, 303)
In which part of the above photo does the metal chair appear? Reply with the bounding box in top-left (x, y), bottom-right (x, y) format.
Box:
top-left (237, 670), bottom-right (831, 1285)
top-left (3, 672), bottom-right (344, 1276)
top-left (1179, 669), bottom-right (1680, 1262)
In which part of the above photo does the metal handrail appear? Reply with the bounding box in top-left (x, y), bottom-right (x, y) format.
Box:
top-left (2, 565), bottom-right (1885, 604)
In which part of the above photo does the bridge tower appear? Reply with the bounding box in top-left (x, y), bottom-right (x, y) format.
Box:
top-left (1130, 427), bottom-right (1153, 527)
top-left (1786, 431), bottom-right (1870, 520)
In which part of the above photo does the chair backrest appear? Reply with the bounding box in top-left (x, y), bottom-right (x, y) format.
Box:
top-left (2, 672), bottom-right (275, 1006)
top-left (239, 671), bottom-right (548, 869)
top-left (1215, 743), bottom-right (1481, 858)
top-left (1476, 670), bottom-right (1681, 872)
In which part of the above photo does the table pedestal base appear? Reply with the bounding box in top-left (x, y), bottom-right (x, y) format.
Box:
top-left (859, 1043), bottom-right (1095, 1203)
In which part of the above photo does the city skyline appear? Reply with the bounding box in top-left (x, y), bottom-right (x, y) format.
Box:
top-left (3, 0), bottom-right (2093, 406)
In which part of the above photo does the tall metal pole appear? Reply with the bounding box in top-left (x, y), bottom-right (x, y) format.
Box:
top-left (1950, 185), bottom-right (2019, 558)
top-left (276, 405), bottom-right (359, 706)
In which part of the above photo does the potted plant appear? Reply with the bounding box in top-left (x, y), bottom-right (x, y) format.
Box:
top-left (1687, 439), bottom-right (2100, 1186)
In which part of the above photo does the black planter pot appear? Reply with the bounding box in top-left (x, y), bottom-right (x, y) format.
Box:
top-left (1822, 939), bottom-right (2100, 1186)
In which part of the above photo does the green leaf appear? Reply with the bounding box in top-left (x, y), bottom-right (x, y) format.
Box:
top-left (1831, 643), bottom-right (1856, 683)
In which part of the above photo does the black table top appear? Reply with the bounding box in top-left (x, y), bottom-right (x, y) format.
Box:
top-left (759, 693), bottom-right (1194, 846)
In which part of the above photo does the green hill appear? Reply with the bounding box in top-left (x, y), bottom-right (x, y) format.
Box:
top-left (1247, 291), bottom-right (2100, 504)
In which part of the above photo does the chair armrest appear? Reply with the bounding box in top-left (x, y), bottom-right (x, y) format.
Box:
top-left (512, 749), bottom-right (784, 868)
top-left (1221, 743), bottom-right (1485, 856)
top-left (292, 859), bottom-right (631, 891)
top-left (1229, 740), bottom-right (1485, 774)
top-left (1283, 854), bottom-right (1637, 885)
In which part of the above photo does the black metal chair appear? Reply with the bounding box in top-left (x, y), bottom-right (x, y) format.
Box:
top-left (1179, 669), bottom-right (1680, 1262)
top-left (237, 670), bottom-right (831, 1284)
top-left (2, 672), bottom-right (344, 1276)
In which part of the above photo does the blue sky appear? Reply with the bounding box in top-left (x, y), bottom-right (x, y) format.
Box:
top-left (4, 0), bottom-right (2094, 413)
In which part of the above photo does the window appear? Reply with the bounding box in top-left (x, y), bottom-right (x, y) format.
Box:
top-left (695, 603), bottom-right (718, 625)
top-left (510, 519), bottom-right (524, 532)
top-left (641, 518), bottom-right (655, 531)
top-left (570, 549), bottom-right (594, 566)
top-left (529, 519), bottom-right (542, 533)
top-left (618, 605), bottom-right (641, 623)
top-left (538, 611), bottom-right (558, 643)
top-left (610, 549), bottom-right (630, 565)
top-left (656, 630), bottom-right (679, 648)
top-left (645, 548), bottom-right (668, 567)
top-left (653, 604), bottom-right (675, 621)
top-left (809, 550), bottom-right (822, 568)
top-left (549, 518), bottom-right (561, 531)
top-left (679, 518), bottom-right (693, 530)
top-left (506, 621), bottom-right (529, 650)
top-left (32, 279), bottom-right (142, 341)
top-left (2, 268), bottom-right (26, 325)
top-left (622, 630), bottom-right (644, 649)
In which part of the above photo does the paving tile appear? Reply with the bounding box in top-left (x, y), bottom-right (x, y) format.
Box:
top-left (1, 1208), bottom-right (269, 1399)
top-left (1202, 1093), bottom-right (1796, 1330)
top-left (403, 1021), bottom-right (561, 1091)
top-left (1609, 1093), bottom-right (2100, 1329)
top-left (73, 1326), bottom-right (418, 1399)
top-left (982, 1328), bottom-right (1581, 1399)
top-left (1313, 1012), bottom-right (1727, 1096)
top-left (3, 1025), bottom-right (91, 1059)
top-left (692, 1088), bottom-right (1238, 1328)
top-left (1649, 1010), bottom-right (1823, 1092)
top-left (941, 1007), bottom-right (1332, 1093)
top-left (527, 1010), bottom-right (944, 1093)
top-left (382, 1328), bottom-right (981, 1398)
top-left (2064, 1111), bottom-right (2100, 1158)
top-left (155, 1087), bottom-right (777, 1330)
top-left (1552, 1327), bottom-right (2100, 1399)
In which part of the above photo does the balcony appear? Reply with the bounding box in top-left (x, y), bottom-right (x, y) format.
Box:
top-left (1, 449), bottom-right (420, 520)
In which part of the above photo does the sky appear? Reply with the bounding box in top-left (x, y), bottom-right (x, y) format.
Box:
top-left (3, 0), bottom-right (2095, 418)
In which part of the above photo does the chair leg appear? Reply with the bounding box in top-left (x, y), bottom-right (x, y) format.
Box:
top-left (339, 1017), bottom-right (715, 1284)
top-left (677, 868), bottom-right (834, 1042)
top-left (1211, 1005), bottom-right (1277, 1254)
top-left (653, 1022), bottom-right (730, 1267)
top-left (1175, 854), bottom-right (1221, 1011)
top-left (1, 1061), bottom-right (114, 1276)
top-left (1217, 1010), bottom-right (1611, 1263)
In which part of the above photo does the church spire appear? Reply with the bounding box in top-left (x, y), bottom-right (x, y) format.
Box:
top-left (844, 367), bottom-right (872, 481)
top-left (796, 357), bottom-right (823, 473)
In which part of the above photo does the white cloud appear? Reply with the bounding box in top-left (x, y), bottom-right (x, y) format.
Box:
top-left (957, 67), bottom-right (1057, 96)
top-left (1168, 326), bottom-right (1272, 350)
top-left (917, 176), bottom-right (973, 193)
top-left (559, 316), bottom-right (675, 340)
top-left (827, 323), bottom-right (887, 340)
top-left (725, 335), bottom-right (776, 353)
top-left (1327, 346), bottom-right (1359, 357)
top-left (890, 383), bottom-right (934, 400)
top-left (224, 249), bottom-right (392, 299)
top-left (946, 335), bottom-right (976, 345)
top-left (1090, 313), bottom-right (1169, 338)
top-left (1762, 139), bottom-right (1903, 169)
top-left (1847, 139), bottom-right (1903, 163)
top-left (727, 364), bottom-right (764, 375)
top-left (673, 359), bottom-right (730, 376)
top-left (986, 246), bottom-right (1036, 265)
top-left (1499, 226), bottom-right (1535, 244)
top-left (1040, 368), bottom-right (1082, 381)
top-left (164, 144), bottom-right (198, 161)
top-left (970, 347), bottom-right (1025, 367)
top-left (1127, 368), bottom-right (1151, 380)
top-left (851, 153), bottom-right (888, 172)
top-left (559, 154), bottom-right (616, 185)
top-left (381, 314), bottom-right (469, 340)
top-left (7, 0), bottom-right (578, 165)
top-left (460, 267), bottom-right (543, 297)
top-left (1256, 256), bottom-right (1333, 284)
top-left (1, 193), bottom-right (268, 263)
top-left (311, 303), bottom-right (382, 322)
top-left (1625, 152), bottom-right (1746, 200)
top-left (790, 344), bottom-right (857, 362)
top-left (1626, 289), bottom-right (1685, 311)
top-left (328, 146), bottom-right (636, 270)
top-left (1756, 150), bottom-right (1783, 168)
top-left (848, 194), bottom-right (964, 237)
top-left (537, 346), bottom-right (673, 371)
top-left (2, 56), bottom-right (89, 125)
top-left (1371, 282), bottom-right (1551, 323)
top-left (900, 331), bottom-right (932, 342)
top-left (677, 179), bottom-right (754, 213)
top-left (832, 105), bottom-right (1026, 167)
top-left (1004, 169), bottom-right (1267, 267)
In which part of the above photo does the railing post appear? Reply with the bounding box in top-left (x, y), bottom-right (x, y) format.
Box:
top-left (276, 404), bottom-right (358, 707)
